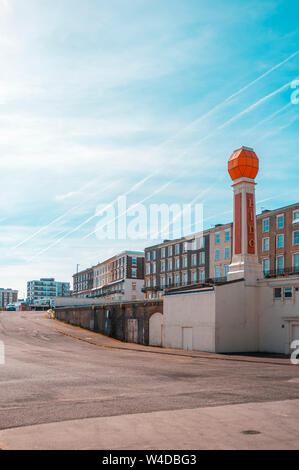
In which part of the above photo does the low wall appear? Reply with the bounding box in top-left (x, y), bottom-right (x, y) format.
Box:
top-left (54, 300), bottom-right (163, 346)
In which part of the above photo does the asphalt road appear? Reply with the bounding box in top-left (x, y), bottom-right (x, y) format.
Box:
top-left (1, 311), bottom-right (299, 449)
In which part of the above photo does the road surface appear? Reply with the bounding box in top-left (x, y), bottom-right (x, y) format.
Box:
top-left (0, 311), bottom-right (299, 449)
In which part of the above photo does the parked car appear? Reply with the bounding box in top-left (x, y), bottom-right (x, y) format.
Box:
top-left (6, 304), bottom-right (16, 311)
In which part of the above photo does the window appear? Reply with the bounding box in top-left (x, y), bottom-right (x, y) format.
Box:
top-left (175, 274), bottom-right (180, 285)
top-left (146, 279), bottom-right (150, 287)
top-left (200, 237), bottom-right (205, 248)
top-left (200, 253), bottom-right (205, 264)
top-left (274, 288), bottom-right (282, 299)
top-left (161, 247), bottom-right (166, 258)
top-left (215, 232), bottom-right (220, 244)
top-left (132, 257), bottom-right (137, 266)
top-left (192, 271), bottom-right (197, 282)
top-left (277, 256), bottom-right (284, 274)
top-left (146, 252), bottom-right (150, 261)
top-left (294, 232), bottom-right (299, 245)
top-left (183, 242), bottom-right (188, 252)
top-left (215, 266), bottom-right (220, 279)
top-left (168, 276), bottom-right (173, 286)
top-left (277, 234), bottom-right (284, 248)
top-left (277, 215), bottom-right (284, 229)
top-left (200, 270), bottom-right (205, 282)
top-left (224, 264), bottom-right (229, 278)
top-left (224, 247), bottom-right (230, 259)
top-left (263, 258), bottom-right (269, 276)
top-left (215, 249), bottom-right (220, 261)
top-left (263, 219), bottom-right (269, 232)
top-left (168, 259), bottom-right (173, 271)
top-left (152, 262), bottom-right (156, 274)
top-left (183, 257), bottom-right (188, 268)
top-left (146, 264), bottom-right (151, 274)
top-left (175, 244), bottom-right (180, 255)
top-left (168, 245), bottom-right (173, 256)
top-left (161, 277), bottom-right (165, 288)
top-left (293, 211), bottom-right (299, 224)
top-left (132, 268), bottom-right (137, 278)
top-left (153, 251), bottom-right (156, 260)
top-left (192, 239), bottom-right (197, 250)
top-left (263, 238), bottom-right (269, 251)
top-left (284, 287), bottom-right (293, 298)
top-left (294, 254), bottom-right (299, 273)
top-left (175, 258), bottom-right (180, 269)
top-left (183, 273), bottom-right (188, 285)
top-left (225, 230), bottom-right (230, 242)
top-left (192, 254), bottom-right (197, 265)
top-left (161, 261), bottom-right (166, 272)
top-left (152, 278), bottom-right (156, 287)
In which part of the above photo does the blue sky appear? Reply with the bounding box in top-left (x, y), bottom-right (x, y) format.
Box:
top-left (0, 0), bottom-right (298, 296)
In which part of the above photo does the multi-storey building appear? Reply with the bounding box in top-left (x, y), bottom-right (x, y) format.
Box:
top-left (144, 233), bottom-right (209, 299)
top-left (91, 251), bottom-right (144, 301)
top-left (72, 267), bottom-right (94, 298)
top-left (257, 202), bottom-right (299, 277)
top-left (27, 278), bottom-right (70, 304)
top-left (209, 223), bottom-right (233, 281)
top-left (0, 288), bottom-right (18, 308)
top-left (143, 202), bottom-right (299, 298)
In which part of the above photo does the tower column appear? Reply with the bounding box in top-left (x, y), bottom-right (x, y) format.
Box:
top-left (227, 146), bottom-right (263, 285)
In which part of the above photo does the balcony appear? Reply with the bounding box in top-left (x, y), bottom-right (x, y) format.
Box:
top-left (264, 266), bottom-right (299, 278)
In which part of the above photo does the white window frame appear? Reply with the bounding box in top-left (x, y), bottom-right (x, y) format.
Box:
top-left (276, 214), bottom-right (284, 229)
top-left (294, 231), bottom-right (299, 246)
top-left (276, 234), bottom-right (284, 249)
top-left (263, 237), bottom-right (269, 252)
top-left (263, 218), bottom-right (269, 233)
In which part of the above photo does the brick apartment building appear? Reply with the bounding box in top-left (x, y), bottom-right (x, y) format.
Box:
top-left (143, 202), bottom-right (299, 299)
top-left (144, 233), bottom-right (209, 299)
top-left (73, 251), bottom-right (145, 301)
top-left (72, 267), bottom-right (94, 298)
top-left (0, 288), bottom-right (18, 308)
top-left (257, 202), bottom-right (299, 277)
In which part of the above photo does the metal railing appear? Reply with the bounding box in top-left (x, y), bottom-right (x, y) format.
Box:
top-left (264, 266), bottom-right (299, 278)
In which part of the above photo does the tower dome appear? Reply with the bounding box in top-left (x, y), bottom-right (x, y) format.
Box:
top-left (228, 146), bottom-right (259, 181)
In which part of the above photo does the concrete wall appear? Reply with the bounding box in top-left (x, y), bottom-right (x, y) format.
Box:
top-left (55, 300), bottom-right (163, 346)
top-left (214, 281), bottom-right (259, 353)
top-left (163, 289), bottom-right (216, 352)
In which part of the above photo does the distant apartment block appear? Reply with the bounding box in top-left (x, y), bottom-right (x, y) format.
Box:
top-left (73, 251), bottom-right (145, 301)
top-left (0, 288), bottom-right (18, 308)
top-left (27, 278), bottom-right (70, 304)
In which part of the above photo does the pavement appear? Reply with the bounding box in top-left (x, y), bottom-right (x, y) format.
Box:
top-left (0, 311), bottom-right (299, 450)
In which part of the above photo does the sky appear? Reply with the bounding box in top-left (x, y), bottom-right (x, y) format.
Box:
top-left (0, 0), bottom-right (298, 297)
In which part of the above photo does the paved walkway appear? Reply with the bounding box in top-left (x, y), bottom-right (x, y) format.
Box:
top-left (1, 398), bottom-right (299, 450)
top-left (50, 317), bottom-right (291, 366)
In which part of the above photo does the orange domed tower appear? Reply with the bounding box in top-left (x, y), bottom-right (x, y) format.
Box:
top-left (227, 146), bottom-right (263, 284)
top-left (228, 147), bottom-right (259, 181)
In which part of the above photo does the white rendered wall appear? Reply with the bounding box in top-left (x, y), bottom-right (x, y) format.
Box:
top-left (214, 281), bottom-right (259, 353)
top-left (257, 277), bottom-right (299, 354)
top-left (163, 290), bottom-right (216, 352)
